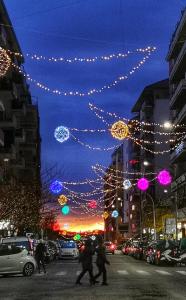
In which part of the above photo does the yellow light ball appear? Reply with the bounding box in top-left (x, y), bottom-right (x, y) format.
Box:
top-left (102, 211), bottom-right (109, 219)
top-left (0, 47), bottom-right (11, 77)
top-left (110, 120), bottom-right (129, 140)
top-left (58, 195), bottom-right (68, 206)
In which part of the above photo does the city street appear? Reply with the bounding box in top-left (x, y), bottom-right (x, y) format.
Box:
top-left (0, 254), bottom-right (186, 300)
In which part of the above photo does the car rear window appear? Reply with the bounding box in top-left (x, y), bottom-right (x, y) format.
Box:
top-left (2, 241), bottom-right (31, 251)
top-left (59, 241), bottom-right (76, 248)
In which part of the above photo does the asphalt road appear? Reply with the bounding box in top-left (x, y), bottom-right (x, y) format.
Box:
top-left (0, 254), bottom-right (186, 300)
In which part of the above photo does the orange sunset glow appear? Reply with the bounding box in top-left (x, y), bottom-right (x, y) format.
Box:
top-left (57, 215), bottom-right (104, 232)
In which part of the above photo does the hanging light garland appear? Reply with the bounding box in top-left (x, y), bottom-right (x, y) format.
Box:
top-left (0, 47), bottom-right (11, 77)
top-left (110, 120), bottom-right (129, 140)
top-left (7, 46), bottom-right (155, 63)
top-left (58, 195), bottom-right (68, 206)
top-left (54, 126), bottom-right (70, 143)
top-left (12, 51), bottom-right (154, 97)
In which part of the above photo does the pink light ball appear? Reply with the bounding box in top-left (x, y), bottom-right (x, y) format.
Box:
top-left (157, 170), bottom-right (172, 186)
top-left (137, 177), bottom-right (149, 191)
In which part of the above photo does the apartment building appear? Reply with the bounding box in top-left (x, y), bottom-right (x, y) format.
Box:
top-left (127, 79), bottom-right (170, 238)
top-left (0, 1), bottom-right (40, 184)
top-left (167, 8), bottom-right (186, 238)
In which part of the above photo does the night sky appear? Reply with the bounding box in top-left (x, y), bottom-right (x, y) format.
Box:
top-left (4, 0), bottom-right (186, 231)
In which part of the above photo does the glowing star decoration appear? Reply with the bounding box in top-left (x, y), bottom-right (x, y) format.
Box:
top-left (110, 121), bottom-right (129, 140)
top-left (50, 180), bottom-right (63, 194)
top-left (112, 210), bottom-right (119, 218)
top-left (54, 126), bottom-right (70, 143)
top-left (137, 178), bottom-right (149, 191)
top-left (157, 170), bottom-right (172, 186)
top-left (61, 205), bottom-right (70, 215)
top-left (74, 234), bottom-right (81, 241)
top-left (123, 179), bottom-right (132, 190)
top-left (0, 47), bottom-right (11, 77)
top-left (87, 200), bottom-right (97, 209)
top-left (58, 195), bottom-right (68, 206)
top-left (102, 211), bottom-right (109, 219)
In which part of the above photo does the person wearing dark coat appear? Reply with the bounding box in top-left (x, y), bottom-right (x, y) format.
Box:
top-left (75, 239), bottom-right (95, 285)
top-left (94, 240), bottom-right (110, 285)
top-left (35, 239), bottom-right (46, 273)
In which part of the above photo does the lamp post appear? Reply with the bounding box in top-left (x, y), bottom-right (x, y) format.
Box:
top-left (142, 193), bottom-right (156, 240)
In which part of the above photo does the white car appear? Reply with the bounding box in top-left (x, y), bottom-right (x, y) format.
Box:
top-left (58, 240), bottom-right (79, 259)
top-left (0, 244), bottom-right (37, 276)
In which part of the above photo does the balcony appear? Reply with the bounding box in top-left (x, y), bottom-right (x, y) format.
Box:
top-left (170, 79), bottom-right (186, 109)
top-left (167, 9), bottom-right (186, 60)
top-left (173, 103), bottom-right (186, 125)
top-left (171, 141), bottom-right (186, 163)
top-left (169, 41), bottom-right (186, 82)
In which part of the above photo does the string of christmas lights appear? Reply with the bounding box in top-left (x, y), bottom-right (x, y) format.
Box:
top-left (11, 51), bottom-right (153, 97)
top-left (89, 103), bottom-right (186, 129)
top-left (6, 46), bottom-right (155, 63)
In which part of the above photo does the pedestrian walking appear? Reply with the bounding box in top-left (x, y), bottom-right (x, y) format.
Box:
top-left (35, 239), bottom-right (46, 274)
top-left (76, 239), bottom-right (95, 285)
top-left (94, 239), bottom-right (110, 286)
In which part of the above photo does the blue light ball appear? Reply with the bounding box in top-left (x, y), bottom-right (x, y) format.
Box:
top-left (54, 126), bottom-right (70, 143)
top-left (50, 180), bottom-right (63, 194)
top-left (61, 205), bottom-right (70, 215)
top-left (112, 210), bottom-right (119, 218)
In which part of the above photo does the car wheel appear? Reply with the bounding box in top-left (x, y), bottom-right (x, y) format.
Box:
top-left (23, 262), bottom-right (34, 277)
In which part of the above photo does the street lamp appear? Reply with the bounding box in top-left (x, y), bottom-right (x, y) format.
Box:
top-left (163, 121), bottom-right (172, 129)
top-left (142, 193), bottom-right (156, 240)
top-left (143, 161), bottom-right (149, 166)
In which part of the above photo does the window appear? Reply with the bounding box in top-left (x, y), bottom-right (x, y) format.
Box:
top-left (132, 205), bottom-right (135, 211)
top-left (0, 245), bottom-right (10, 256)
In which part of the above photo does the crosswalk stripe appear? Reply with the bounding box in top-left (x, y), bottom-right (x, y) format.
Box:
top-left (117, 270), bottom-right (129, 275)
top-left (176, 271), bottom-right (186, 275)
top-left (155, 270), bottom-right (172, 275)
top-left (136, 270), bottom-right (150, 275)
top-left (56, 271), bottom-right (67, 276)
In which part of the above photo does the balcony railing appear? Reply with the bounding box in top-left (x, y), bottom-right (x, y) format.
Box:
top-left (170, 79), bottom-right (186, 109)
top-left (173, 102), bottom-right (186, 125)
top-left (170, 41), bottom-right (186, 82)
top-left (170, 141), bottom-right (186, 162)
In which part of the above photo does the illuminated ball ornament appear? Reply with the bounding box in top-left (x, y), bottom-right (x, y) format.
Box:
top-left (157, 170), bottom-right (172, 186)
top-left (137, 177), bottom-right (149, 191)
top-left (54, 126), bottom-right (70, 143)
top-left (61, 205), bottom-right (70, 215)
top-left (50, 180), bottom-right (63, 194)
top-left (112, 210), bottom-right (119, 218)
top-left (58, 195), bottom-right (68, 206)
top-left (123, 179), bottom-right (132, 190)
top-left (110, 120), bottom-right (129, 140)
top-left (74, 234), bottom-right (81, 241)
top-left (0, 47), bottom-right (11, 77)
top-left (87, 200), bottom-right (97, 209)
top-left (102, 211), bottom-right (109, 219)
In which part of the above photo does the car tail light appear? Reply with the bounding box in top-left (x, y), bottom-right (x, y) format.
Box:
top-left (157, 250), bottom-right (161, 259)
top-left (110, 244), bottom-right (115, 250)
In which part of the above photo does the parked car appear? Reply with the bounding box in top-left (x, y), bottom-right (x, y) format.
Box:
top-left (57, 240), bottom-right (79, 259)
top-left (0, 244), bottom-right (36, 276)
top-left (133, 241), bottom-right (148, 260)
top-left (122, 241), bottom-right (132, 255)
top-left (146, 240), bottom-right (178, 265)
top-left (104, 241), bottom-right (116, 255)
top-left (1, 237), bottom-right (33, 255)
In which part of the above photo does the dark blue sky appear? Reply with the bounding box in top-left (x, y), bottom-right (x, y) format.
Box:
top-left (5, 0), bottom-right (186, 182)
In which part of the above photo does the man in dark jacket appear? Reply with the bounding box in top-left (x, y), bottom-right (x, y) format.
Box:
top-left (94, 239), bottom-right (110, 285)
top-left (35, 239), bottom-right (46, 274)
top-left (76, 239), bottom-right (95, 285)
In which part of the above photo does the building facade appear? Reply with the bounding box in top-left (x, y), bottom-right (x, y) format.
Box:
top-left (167, 8), bottom-right (186, 239)
top-left (0, 1), bottom-right (41, 236)
top-left (127, 80), bottom-right (170, 238)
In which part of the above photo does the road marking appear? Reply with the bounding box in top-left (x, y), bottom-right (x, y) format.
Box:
top-left (117, 270), bottom-right (129, 275)
top-left (176, 271), bottom-right (186, 275)
top-left (136, 270), bottom-right (150, 275)
top-left (155, 270), bottom-right (172, 275)
top-left (55, 271), bottom-right (67, 276)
